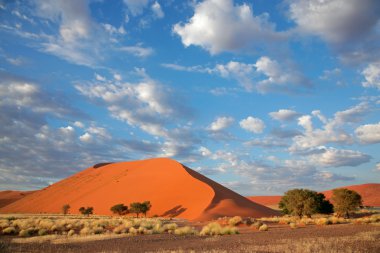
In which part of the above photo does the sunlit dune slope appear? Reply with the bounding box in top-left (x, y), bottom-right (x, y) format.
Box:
top-left (0, 158), bottom-right (277, 220)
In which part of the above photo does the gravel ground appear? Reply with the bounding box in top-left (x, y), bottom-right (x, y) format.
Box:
top-left (1, 223), bottom-right (379, 253)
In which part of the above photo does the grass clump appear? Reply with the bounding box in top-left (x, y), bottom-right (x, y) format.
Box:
top-left (258, 224), bottom-right (268, 231)
top-left (38, 228), bottom-right (48, 236)
top-left (289, 222), bottom-right (297, 229)
top-left (200, 222), bottom-right (238, 236)
top-left (228, 216), bottom-right (243, 226)
top-left (19, 229), bottom-right (32, 237)
top-left (2, 226), bottom-right (17, 235)
top-left (174, 226), bottom-right (198, 236)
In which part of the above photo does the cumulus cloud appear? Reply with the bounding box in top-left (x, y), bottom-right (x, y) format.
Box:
top-left (173, 0), bottom-right (284, 54)
top-left (289, 0), bottom-right (380, 43)
top-left (290, 103), bottom-right (370, 152)
top-left (208, 116), bottom-right (234, 131)
top-left (75, 70), bottom-right (200, 159)
top-left (0, 71), bottom-right (131, 190)
top-left (214, 61), bottom-right (256, 91)
top-left (355, 122), bottom-right (380, 144)
top-left (309, 147), bottom-right (371, 168)
top-left (239, 116), bottom-right (265, 134)
top-left (362, 62), bottom-right (380, 89)
top-left (269, 109), bottom-right (300, 121)
top-left (376, 163), bottom-right (380, 172)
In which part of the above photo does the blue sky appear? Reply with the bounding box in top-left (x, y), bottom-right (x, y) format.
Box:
top-left (0, 0), bottom-right (380, 195)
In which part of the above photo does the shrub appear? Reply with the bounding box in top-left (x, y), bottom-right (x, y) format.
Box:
top-left (228, 216), bottom-right (243, 226)
top-left (289, 222), bottom-right (297, 229)
top-left (174, 226), bottom-right (198, 235)
top-left (110, 204), bottom-right (129, 215)
top-left (2, 226), bottom-right (17, 235)
top-left (68, 229), bottom-right (75, 236)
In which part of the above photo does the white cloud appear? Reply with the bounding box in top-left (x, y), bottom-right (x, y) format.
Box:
top-left (310, 147), bottom-right (371, 167)
top-left (255, 56), bottom-right (310, 93)
top-left (269, 109), bottom-right (300, 121)
top-left (239, 116), bottom-right (265, 134)
top-left (376, 163), bottom-right (380, 171)
top-left (79, 132), bottom-right (92, 143)
top-left (151, 1), bottom-right (164, 19)
top-left (214, 61), bottom-right (255, 91)
top-left (163, 57), bottom-right (309, 93)
top-left (362, 62), bottom-right (380, 89)
top-left (199, 146), bottom-right (212, 157)
top-left (355, 122), bottom-right (380, 144)
top-left (123, 0), bottom-right (149, 16)
top-left (173, 0), bottom-right (283, 54)
top-left (119, 45), bottom-right (154, 58)
top-left (290, 103), bottom-right (370, 152)
top-left (289, 0), bottom-right (380, 43)
top-left (208, 116), bottom-right (234, 131)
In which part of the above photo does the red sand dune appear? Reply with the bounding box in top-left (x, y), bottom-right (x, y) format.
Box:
top-left (0, 158), bottom-right (278, 220)
top-left (0, 190), bottom-right (36, 208)
top-left (248, 183), bottom-right (380, 208)
top-left (247, 196), bottom-right (282, 208)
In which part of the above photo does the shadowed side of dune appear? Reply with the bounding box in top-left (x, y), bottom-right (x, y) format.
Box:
top-left (0, 191), bottom-right (36, 208)
top-left (182, 165), bottom-right (279, 220)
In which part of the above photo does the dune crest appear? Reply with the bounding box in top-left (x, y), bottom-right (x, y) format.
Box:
top-left (0, 158), bottom-right (277, 220)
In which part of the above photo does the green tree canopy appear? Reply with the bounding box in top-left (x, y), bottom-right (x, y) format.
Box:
top-left (279, 189), bottom-right (333, 217)
top-left (110, 204), bottom-right (129, 215)
top-left (332, 188), bottom-right (362, 218)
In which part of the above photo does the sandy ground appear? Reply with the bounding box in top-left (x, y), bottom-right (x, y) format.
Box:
top-left (1, 223), bottom-right (379, 253)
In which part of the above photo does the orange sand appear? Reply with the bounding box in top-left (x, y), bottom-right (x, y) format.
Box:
top-left (0, 158), bottom-right (278, 220)
top-left (247, 183), bottom-right (380, 208)
top-left (0, 191), bottom-right (36, 208)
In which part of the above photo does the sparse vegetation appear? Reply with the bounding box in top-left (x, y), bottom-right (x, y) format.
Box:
top-left (332, 188), bottom-right (363, 218)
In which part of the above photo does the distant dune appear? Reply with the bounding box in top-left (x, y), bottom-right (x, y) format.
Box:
top-left (0, 190), bottom-right (36, 208)
top-left (248, 183), bottom-right (380, 208)
top-left (0, 158), bottom-right (278, 220)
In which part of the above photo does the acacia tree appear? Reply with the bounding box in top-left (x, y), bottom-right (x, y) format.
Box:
top-left (79, 207), bottom-right (94, 216)
top-left (62, 204), bottom-right (71, 215)
top-left (279, 189), bottom-right (333, 217)
top-left (332, 188), bottom-right (362, 218)
top-left (110, 204), bottom-right (129, 215)
top-left (129, 201), bottom-right (152, 218)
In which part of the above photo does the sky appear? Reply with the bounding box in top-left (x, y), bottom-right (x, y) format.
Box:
top-left (0, 0), bottom-right (380, 195)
